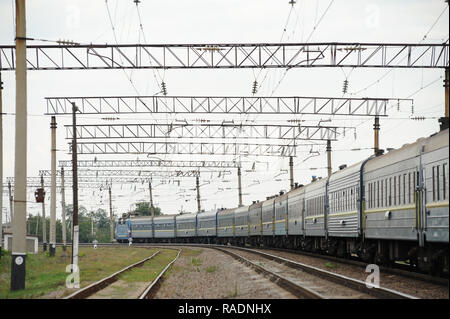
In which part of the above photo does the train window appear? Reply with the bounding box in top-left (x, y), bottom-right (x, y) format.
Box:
top-left (432, 166), bottom-right (436, 201)
top-left (403, 174), bottom-right (406, 205)
top-left (444, 163), bottom-right (447, 200)
top-left (437, 166), bottom-right (440, 201)
top-left (388, 178), bottom-right (392, 206)
top-left (408, 173), bottom-right (411, 204)
top-left (376, 181), bottom-right (379, 208)
top-left (394, 176), bottom-right (397, 205)
top-left (368, 184), bottom-right (371, 209)
top-left (398, 175), bottom-right (401, 204)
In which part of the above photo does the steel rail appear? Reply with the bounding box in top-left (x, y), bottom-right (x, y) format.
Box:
top-left (138, 248), bottom-right (182, 299)
top-left (212, 246), bottom-right (323, 299)
top-left (64, 250), bottom-right (160, 299)
top-left (220, 245), bottom-right (418, 299)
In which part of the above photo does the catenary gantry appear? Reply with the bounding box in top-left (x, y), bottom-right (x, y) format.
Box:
top-left (0, 42), bottom-right (448, 70)
top-left (65, 123), bottom-right (351, 141)
top-left (45, 96), bottom-right (413, 116)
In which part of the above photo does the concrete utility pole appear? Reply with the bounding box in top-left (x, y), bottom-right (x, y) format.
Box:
top-left (0, 71), bottom-right (3, 260)
top-left (237, 167), bottom-right (243, 207)
top-left (109, 186), bottom-right (114, 242)
top-left (8, 181), bottom-right (13, 222)
top-left (49, 116), bottom-right (56, 256)
top-left (61, 167), bottom-right (66, 251)
top-left (71, 102), bottom-right (79, 272)
top-left (326, 140), bottom-right (332, 177)
top-left (196, 176), bottom-right (201, 213)
top-left (41, 175), bottom-right (47, 251)
top-left (11, 0), bottom-right (27, 291)
top-left (289, 156), bottom-right (294, 190)
top-left (149, 182), bottom-right (155, 218)
top-left (373, 116), bottom-right (380, 156)
top-left (441, 68), bottom-right (449, 130)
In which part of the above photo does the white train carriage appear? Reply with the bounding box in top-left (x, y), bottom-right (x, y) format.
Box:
top-left (234, 205), bottom-right (249, 245)
top-left (197, 210), bottom-right (218, 242)
top-left (153, 215), bottom-right (176, 240)
top-left (176, 213), bottom-right (197, 239)
top-left (130, 216), bottom-right (153, 242)
top-left (422, 128), bottom-right (449, 244)
top-left (248, 201), bottom-right (263, 237)
top-left (287, 185), bottom-right (305, 236)
top-left (363, 138), bottom-right (425, 242)
top-left (217, 208), bottom-right (236, 243)
top-left (304, 177), bottom-right (328, 239)
top-left (274, 192), bottom-right (288, 237)
top-left (261, 198), bottom-right (275, 237)
top-left (328, 163), bottom-right (361, 239)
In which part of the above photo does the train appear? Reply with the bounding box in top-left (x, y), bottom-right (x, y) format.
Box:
top-left (115, 128), bottom-right (449, 274)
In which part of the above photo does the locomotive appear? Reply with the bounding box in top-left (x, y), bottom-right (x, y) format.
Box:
top-left (115, 128), bottom-right (449, 274)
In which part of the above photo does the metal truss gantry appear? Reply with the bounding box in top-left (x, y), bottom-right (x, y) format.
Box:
top-left (0, 42), bottom-right (448, 71)
top-left (58, 159), bottom-right (244, 169)
top-left (37, 169), bottom-right (232, 178)
top-left (71, 141), bottom-right (309, 157)
top-left (45, 96), bottom-right (413, 116)
top-left (65, 123), bottom-right (350, 141)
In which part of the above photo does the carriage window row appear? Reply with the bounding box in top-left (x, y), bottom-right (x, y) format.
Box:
top-left (432, 163), bottom-right (448, 201)
top-left (306, 195), bottom-right (325, 217)
top-left (367, 171), bottom-right (420, 209)
top-left (329, 186), bottom-right (358, 213)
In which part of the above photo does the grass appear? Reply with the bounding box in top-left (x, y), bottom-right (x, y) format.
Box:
top-left (118, 249), bottom-right (178, 283)
top-left (0, 246), bottom-right (158, 299)
top-left (228, 282), bottom-right (238, 298)
top-left (191, 257), bottom-right (202, 267)
top-left (325, 262), bottom-right (338, 269)
top-left (205, 265), bottom-right (217, 273)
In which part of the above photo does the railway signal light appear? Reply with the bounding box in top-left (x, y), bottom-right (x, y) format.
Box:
top-left (34, 188), bottom-right (45, 203)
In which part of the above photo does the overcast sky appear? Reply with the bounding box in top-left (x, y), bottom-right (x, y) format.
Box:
top-left (0, 0), bottom-right (448, 222)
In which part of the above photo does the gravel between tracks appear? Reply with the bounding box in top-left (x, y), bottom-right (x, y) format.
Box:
top-left (253, 248), bottom-right (448, 299)
top-left (153, 248), bottom-right (297, 299)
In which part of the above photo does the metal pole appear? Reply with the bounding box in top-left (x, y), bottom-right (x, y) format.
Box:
top-left (441, 67), bottom-right (450, 130)
top-left (71, 102), bottom-right (79, 272)
top-left (237, 167), bottom-right (243, 207)
top-left (61, 167), bottom-right (66, 251)
top-left (109, 186), bottom-right (114, 242)
top-left (445, 68), bottom-right (449, 118)
top-left (374, 116), bottom-right (380, 156)
top-left (149, 182), bottom-right (154, 218)
top-left (35, 212), bottom-right (39, 235)
top-left (289, 156), bottom-right (294, 190)
top-left (0, 72), bottom-right (3, 260)
top-left (326, 140), bottom-right (332, 177)
top-left (196, 176), bottom-right (201, 213)
top-left (49, 116), bottom-right (56, 256)
top-left (8, 181), bottom-right (13, 222)
top-left (11, 0), bottom-right (27, 291)
top-left (41, 175), bottom-right (47, 252)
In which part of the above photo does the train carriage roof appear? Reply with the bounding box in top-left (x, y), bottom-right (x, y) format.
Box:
top-left (249, 201), bottom-right (263, 209)
top-left (176, 213), bottom-right (198, 221)
top-left (365, 128), bottom-right (448, 172)
top-left (217, 207), bottom-right (236, 216)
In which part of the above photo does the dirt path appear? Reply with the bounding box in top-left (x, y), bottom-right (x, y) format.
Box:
top-left (153, 247), bottom-right (297, 299)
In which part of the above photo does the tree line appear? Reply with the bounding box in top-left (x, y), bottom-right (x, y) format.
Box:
top-left (24, 201), bottom-right (161, 243)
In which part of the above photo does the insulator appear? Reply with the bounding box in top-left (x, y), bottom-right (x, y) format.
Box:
top-left (342, 79), bottom-right (349, 94)
top-left (161, 81), bottom-right (168, 96)
top-left (252, 80), bottom-right (258, 94)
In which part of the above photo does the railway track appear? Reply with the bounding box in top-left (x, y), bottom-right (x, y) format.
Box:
top-left (138, 249), bottom-right (182, 299)
top-left (59, 242), bottom-right (447, 288)
top-left (253, 246), bottom-right (449, 287)
top-left (64, 248), bottom-right (181, 299)
top-left (210, 246), bottom-right (417, 299)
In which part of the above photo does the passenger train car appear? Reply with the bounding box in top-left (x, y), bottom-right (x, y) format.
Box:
top-left (115, 129), bottom-right (449, 273)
